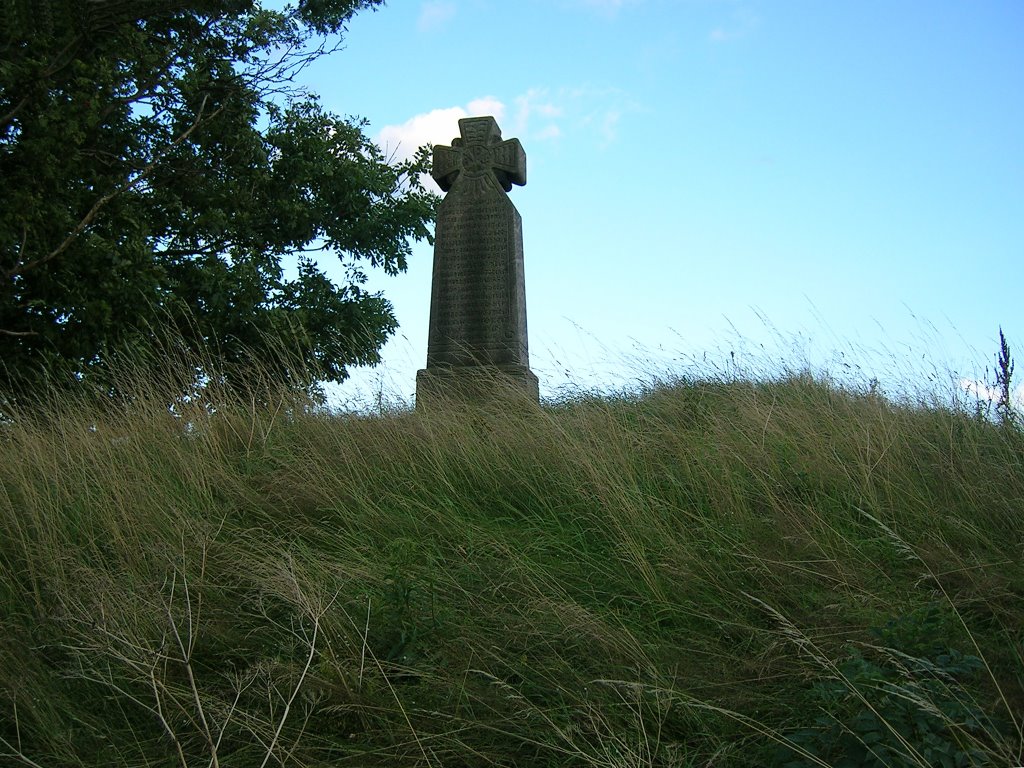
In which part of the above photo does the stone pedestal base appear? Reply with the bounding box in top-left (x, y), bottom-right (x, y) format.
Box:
top-left (416, 365), bottom-right (539, 409)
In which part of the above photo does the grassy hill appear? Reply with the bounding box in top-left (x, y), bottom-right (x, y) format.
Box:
top-left (1, 367), bottom-right (1022, 767)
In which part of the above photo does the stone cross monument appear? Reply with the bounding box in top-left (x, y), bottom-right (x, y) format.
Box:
top-left (416, 116), bottom-right (539, 405)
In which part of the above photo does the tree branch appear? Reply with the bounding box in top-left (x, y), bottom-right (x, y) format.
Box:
top-left (6, 94), bottom-right (221, 280)
top-left (0, 96), bottom-right (30, 131)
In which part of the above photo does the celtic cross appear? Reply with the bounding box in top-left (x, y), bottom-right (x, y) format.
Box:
top-left (432, 116), bottom-right (527, 193)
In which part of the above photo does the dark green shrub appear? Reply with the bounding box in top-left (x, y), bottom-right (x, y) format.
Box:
top-left (774, 608), bottom-right (1000, 768)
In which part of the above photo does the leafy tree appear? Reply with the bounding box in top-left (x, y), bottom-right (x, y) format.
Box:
top-left (1, 0), bottom-right (438, 396)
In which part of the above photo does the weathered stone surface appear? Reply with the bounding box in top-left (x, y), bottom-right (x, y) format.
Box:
top-left (416, 116), bottom-right (538, 406)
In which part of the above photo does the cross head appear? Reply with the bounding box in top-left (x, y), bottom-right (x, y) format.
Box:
top-left (432, 116), bottom-right (527, 193)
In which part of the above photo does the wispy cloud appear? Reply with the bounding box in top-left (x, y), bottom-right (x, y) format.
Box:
top-left (710, 6), bottom-right (759, 43)
top-left (570, 86), bottom-right (639, 149)
top-left (534, 125), bottom-right (562, 140)
top-left (511, 85), bottom-right (634, 148)
top-left (579, 106), bottom-right (623, 148)
top-left (600, 109), bottom-right (621, 146)
top-left (417, 1), bottom-right (456, 32)
top-left (575, 0), bottom-right (641, 17)
top-left (376, 86), bottom-right (637, 190)
top-left (512, 88), bottom-right (563, 137)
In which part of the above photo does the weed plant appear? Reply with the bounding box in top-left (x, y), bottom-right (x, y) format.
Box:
top-left (1, 353), bottom-right (1022, 767)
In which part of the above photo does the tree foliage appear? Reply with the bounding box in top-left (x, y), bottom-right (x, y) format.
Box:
top-left (1, 0), bottom-right (438, 395)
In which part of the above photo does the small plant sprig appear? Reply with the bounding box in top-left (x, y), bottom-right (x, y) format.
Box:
top-left (995, 327), bottom-right (1017, 427)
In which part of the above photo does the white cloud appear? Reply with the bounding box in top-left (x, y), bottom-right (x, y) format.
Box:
top-left (375, 96), bottom-right (517, 168)
top-left (961, 379), bottom-right (996, 401)
top-left (417, 1), bottom-right (456, 32)
top-left (376, 85), bottom-right (635, 193)
top-left (376, 98), bottom-right (508, 191)
top-left (377, 106), bottom-right (466, 164)
top-left (960, 378), bottom-right (1024, 410)
top-left (467, 97), bottom-right (506, 122)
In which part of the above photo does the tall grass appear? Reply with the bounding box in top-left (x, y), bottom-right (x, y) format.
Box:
top-left (1, 357), bottom-right (1022, 766)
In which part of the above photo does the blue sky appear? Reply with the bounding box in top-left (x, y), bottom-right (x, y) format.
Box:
top-left (287, 1), bottom-right (1023, 406)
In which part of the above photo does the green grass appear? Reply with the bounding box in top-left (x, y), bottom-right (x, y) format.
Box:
top-left (1, 364), bottom-right (1022, 767)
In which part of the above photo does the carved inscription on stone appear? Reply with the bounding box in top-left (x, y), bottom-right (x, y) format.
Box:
top-left (427, 192), bottom-right (526, 366)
